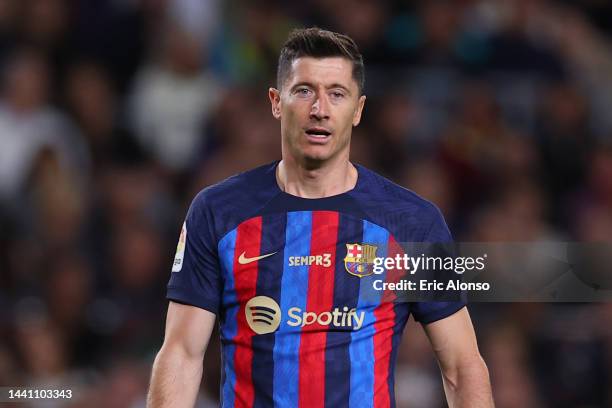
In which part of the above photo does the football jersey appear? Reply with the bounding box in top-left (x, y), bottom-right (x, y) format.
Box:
top-left (167, 161), bottom-right (466, 408)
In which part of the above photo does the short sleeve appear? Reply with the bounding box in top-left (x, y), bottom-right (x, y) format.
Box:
top-left (410, 205), bottom-right (467, 324)
top-left (166, 191), bottom-right (222, 315)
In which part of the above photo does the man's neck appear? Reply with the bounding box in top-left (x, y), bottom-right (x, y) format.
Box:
top-left (277, 156), bottom-right (358, 199)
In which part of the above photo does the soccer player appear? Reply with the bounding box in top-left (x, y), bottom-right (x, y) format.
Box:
top-left (148, 28), bottom-right (493, 408)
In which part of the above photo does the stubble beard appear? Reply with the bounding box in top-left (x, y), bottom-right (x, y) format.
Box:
top-left (284, 129), bottom-right (351, 171)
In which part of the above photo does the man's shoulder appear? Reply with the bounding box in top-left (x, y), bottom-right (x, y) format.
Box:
top-left (353, 164), bottom-right (449, 241)
top-left (355, 164), bottom-right (440, 216)
top-left (190, 161), bottom-right (278, 219)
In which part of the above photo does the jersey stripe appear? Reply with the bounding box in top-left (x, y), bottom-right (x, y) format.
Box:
top-left (273, 211), bottom-right (312, 407)
top-left (252, 214), bottom-right (286, 407)
top-left (387, 301), bottom-right (410, 408)
top-left (219, 228), bottom-right (238, 408)
top-left (299, 211), bottom-right (340, 408)
top-left (324, 214), bottom-right (363, 408)
top-left (349, 220), bottom-right (389, 407)
top-left (373, 235), bottom-right (403, 408)
top-left (385, 237), bottom-right (410, 406)
top-left (233, 217), bottom-right (263, 408)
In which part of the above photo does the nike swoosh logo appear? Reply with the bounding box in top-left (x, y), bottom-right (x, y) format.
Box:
top-left (238, 251), bottom-right (277, 264)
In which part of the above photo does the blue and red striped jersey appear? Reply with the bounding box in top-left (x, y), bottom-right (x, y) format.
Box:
top-left (167, 161), bottom-right (465, 408)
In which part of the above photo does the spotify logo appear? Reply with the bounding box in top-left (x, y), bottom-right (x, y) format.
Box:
top-left (245, 296), bottom-right (281, 335)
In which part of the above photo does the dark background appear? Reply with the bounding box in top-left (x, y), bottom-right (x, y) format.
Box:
top-left (1, 0), bottom-right (612, 407)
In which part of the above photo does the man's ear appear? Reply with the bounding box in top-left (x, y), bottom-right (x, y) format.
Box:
top-left (352, 95), bottom-right (366, 126)
top-left (269, 87), bottom-right (282, 119)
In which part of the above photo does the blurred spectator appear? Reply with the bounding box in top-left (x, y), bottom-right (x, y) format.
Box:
top-left (65, 61), bottom-right (142, 172)
top-left (13, 312), bottom-right (68, 384)
top-left (312, 0), bottom-right (391, 65)
top-left (0, 48), bottom-right (88, 211)
top-left (484, 323), bottom-right (542, 408)
top-left (128, 22), bottom-right (222, 174)
top-left (212, 0), bottom-right (296, 84)
top-left (20, 0), bottom-right (69, 50)
top-left (537, 81), bottom-right (592, 227)
top-left (0, 0), bottom-right (18, 65)
top-left (574, 203), bottom-right (612, 242)
top-left (69, 0), bottom-right (146, 92)
top-left (96, 162), bottom-right (177, 232)
top-left (0, 343), bottom-right (19, 385)
top-left (44, 252), bottom-right (99, 366)
top-left (399, 158), bottom-right (456, 222)
top-left (551, 5), bottom-right (612, 137)
top-left (438, 81), bottom-right (538, 213)
top-left (193, 88), bottom-right (281, 190)
top-left (395, 317), bottom-right (445, 408)
top-left (572, 146), bottom-right (612, 241)
top-left (415, 1), bottom-right (468, 67)
top-left (367, 91), bottom-right (421, 178)
top-left (584, 146), bottom-right (612, 209)
top-left (530, 305), bottom-right (609, 407)
top-left (167, 0), bottom-right (221, 48)
top-left (466, 179), bottom-right (557, 241)
top-left (348, 126), bottom-right (377, 170)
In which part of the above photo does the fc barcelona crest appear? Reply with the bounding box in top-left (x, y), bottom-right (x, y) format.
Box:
top-left (344, 243), bottom-right (378, 277)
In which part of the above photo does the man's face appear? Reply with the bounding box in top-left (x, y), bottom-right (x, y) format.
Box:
top-left (269, 57), bottom-right (366, 165)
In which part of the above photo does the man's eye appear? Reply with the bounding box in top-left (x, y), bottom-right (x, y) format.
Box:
top-left (297, 88), bottom-right (311, 96)
top-left (331, 92), bottom-right (345, 99)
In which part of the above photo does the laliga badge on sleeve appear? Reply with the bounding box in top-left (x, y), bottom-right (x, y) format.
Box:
top-left (172, 221), bottom-right (187, 272)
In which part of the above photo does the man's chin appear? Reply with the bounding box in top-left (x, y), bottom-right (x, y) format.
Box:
top-left (287, 142), bottom-right (347, 168)
top-left (301, 155), bottom-right (328, 169)
top-left (297, 146), bottom-right (333, 164)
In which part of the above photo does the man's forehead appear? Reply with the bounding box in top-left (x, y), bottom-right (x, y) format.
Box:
top-left (287, 56), bottom-right (356, 88)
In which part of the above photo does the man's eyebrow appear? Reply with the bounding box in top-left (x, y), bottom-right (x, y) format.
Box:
top-left (290, 82), bottom-right (352, 94)
top-left (327, 83), bottom-right (352, 94)
top-left (290, 81), bottom-right (315, 90)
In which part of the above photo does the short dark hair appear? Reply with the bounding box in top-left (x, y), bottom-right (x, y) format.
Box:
top-left (277, 27), bottom-right (365, 95)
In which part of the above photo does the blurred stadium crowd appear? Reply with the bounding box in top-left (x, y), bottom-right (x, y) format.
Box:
top-left (1, 0), bottom-right (612, 407)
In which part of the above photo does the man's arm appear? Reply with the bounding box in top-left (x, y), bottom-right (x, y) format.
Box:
top-left (422, 307), bottom-right (494, 408)
top-left (148, 301), bottom-right (216, 408)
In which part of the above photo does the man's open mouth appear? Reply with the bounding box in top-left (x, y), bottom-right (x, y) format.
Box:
top-left (305, 127), bottom-right (332, 138)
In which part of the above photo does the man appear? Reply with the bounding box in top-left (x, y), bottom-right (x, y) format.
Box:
top-left (148, 28), bottom-right (494, 408)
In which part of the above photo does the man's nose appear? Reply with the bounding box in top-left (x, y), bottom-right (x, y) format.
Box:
top-left (310, 94), bottom-right (330, 120)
